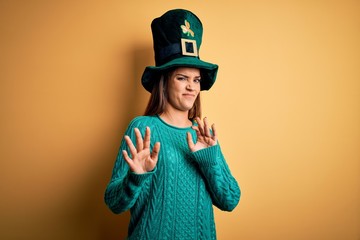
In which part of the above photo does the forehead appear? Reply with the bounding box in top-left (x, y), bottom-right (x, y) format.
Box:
top-left (172, 67), bottom-right (201, 76)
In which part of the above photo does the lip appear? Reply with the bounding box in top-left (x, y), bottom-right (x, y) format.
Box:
top-left (182, 93), bottom-right (196, 97)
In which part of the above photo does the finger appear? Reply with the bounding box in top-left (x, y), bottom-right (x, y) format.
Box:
top-left (151, 142), bottom-right (160, 161)
top-left (186, 132), bottom-right (195, 151)
top-left (144, 127), bottom-right (151, 149)
top-left (124, 135), bottom-right (137, 158)
top-left (122, 150), bottom-right (134, 167)
top-left (134, 128), bottom-right (143, 152)
top-left (211, 123), bottom-right (217, 141)
top-left (191, 126), bottom-right (202, 139)
top-left (196, 117), bottom-right (205, 136)
top-left (191, 125), bottom-right (199, 133)
top-left (204, 117), bottom-right (211, 137)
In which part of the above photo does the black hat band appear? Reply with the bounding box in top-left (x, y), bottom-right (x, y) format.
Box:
top-left (157, 39), bottom-right (199, 66)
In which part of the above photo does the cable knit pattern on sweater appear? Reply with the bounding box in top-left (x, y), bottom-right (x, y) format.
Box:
top-left (105, 115), bottom-right (241, 240)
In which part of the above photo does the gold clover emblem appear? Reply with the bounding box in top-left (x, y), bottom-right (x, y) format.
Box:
top-left (180, 20), bottom-right (194, 37)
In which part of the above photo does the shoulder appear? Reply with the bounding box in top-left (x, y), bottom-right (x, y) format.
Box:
top-left (127, 115), bottom-right (158, 129)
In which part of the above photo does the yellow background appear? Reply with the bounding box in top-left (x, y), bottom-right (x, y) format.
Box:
top-left (1, 1), bottom-right (359, 239)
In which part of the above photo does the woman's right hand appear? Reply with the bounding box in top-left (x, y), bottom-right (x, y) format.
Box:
top-left (122, 127), bottom-right (160, 174)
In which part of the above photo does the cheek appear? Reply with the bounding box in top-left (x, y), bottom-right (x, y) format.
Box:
top-left (195, 84), bottom-right (201, 93)
top-left (168, 80), bottom-right (181, 91)
top-left (171, 82), bottom-right (185, 94)
top-left (167, 85), bottom-right (181, 102)
top-left (196, 84), bottom-right (201, 91)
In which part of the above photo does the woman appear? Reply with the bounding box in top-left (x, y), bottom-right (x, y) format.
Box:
top-left (105, 9), bottom-right (240, 239)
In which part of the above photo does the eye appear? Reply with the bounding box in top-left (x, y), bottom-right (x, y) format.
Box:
top-left (194, 78), bottom-right (201, 83)
top-left (176, 76), bottom-right (186, 81)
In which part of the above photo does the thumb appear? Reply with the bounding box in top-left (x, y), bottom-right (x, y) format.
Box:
top-left (151, 142), bottom-right (161, 161)
top-left (187, 132), bottom-right (195, 151)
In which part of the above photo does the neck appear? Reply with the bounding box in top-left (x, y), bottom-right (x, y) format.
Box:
top-left (160, 108), bottom-right (192, 128)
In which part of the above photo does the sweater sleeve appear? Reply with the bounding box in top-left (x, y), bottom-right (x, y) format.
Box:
top-left (191, 144), bottom-right (241, 211)
top-left (104, 118), bottom-right (156, 214)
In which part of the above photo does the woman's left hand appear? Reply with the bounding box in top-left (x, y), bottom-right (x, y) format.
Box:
top-left (187, 117), bottom-right (217, 152)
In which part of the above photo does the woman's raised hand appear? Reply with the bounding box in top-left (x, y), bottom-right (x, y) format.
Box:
top-left (122, 127), bottom-right (160, 174)
top-left (187, 117), bottom-right (217, 152)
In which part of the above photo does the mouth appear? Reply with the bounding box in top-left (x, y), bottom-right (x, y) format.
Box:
top-left (183, 93), bottom-right (196, 98)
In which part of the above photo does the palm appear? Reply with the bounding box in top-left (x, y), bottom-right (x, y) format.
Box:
top-left (191, 136), bottom-right (216, 152)
top-left (187, 117), bottom-right (217, 152)
top-left (132, 148), bottom-right (156, 173)
top-left (122, 127), bottom-right (160, 174)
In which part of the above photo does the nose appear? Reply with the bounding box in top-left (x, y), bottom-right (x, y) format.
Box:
top-left (186, 80), bottom-right (195, 91)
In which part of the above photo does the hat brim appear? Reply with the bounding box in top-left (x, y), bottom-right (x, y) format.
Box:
top-left (141, 56), bottom-right (218, 92)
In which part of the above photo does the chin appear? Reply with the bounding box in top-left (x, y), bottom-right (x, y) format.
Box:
top-left (184, 105), bottom-right (195, 111)
top-left (177, 105), bottom-right (193, 112)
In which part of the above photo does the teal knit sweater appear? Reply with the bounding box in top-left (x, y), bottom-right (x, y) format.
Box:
top-left (105, 115), bottom-right (240, 239)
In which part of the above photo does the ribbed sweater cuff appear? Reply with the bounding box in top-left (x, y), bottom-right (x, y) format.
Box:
top-left (128, 167), bottom-right (157, 186)
top-left (191, 145), bottom-right (219, 167)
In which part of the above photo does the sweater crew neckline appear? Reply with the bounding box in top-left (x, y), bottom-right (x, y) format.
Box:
top-left (155, 115), bottom-right (195, 131)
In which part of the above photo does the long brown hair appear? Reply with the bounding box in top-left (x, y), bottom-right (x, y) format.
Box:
top-left (144, 69), bottom-right (202, 120)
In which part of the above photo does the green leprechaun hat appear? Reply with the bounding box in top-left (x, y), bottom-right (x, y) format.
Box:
top-left (141, 9), bottom-right (219, 92)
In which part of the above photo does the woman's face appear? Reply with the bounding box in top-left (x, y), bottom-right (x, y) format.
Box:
top-left (166, 67), bottom-right (201, 112)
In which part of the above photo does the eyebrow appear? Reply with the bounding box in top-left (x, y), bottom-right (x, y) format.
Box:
top-left (175, 73), bottom-right (201, 78)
